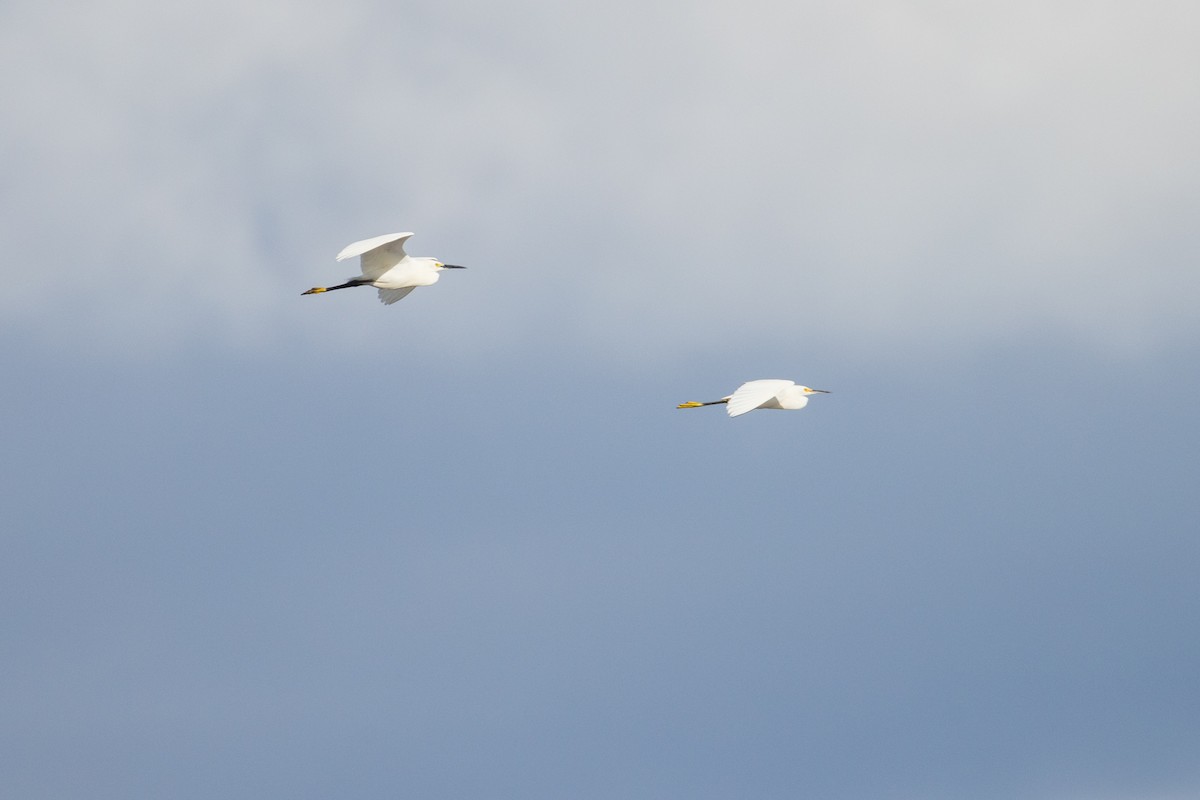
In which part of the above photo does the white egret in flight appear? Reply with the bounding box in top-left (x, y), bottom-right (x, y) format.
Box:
top-left (302, 232), bottom-right (465, 305)
top-left (677, 380), bottom-right (830, 417)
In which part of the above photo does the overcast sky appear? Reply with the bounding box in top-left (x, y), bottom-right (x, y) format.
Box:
top-left (3, 2), bottom-right (1199, 798)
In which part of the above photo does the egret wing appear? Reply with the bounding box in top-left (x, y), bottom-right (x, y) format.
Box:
top-left (726, 379), bottom-right (794, 417)
top-left (336, 232), bottom-right (414, 280)
top-left (378, 286), bottom-right (416, 305)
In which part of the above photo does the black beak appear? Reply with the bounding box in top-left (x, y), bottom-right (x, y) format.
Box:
top-left (442, 264), bottom-right (467, 269)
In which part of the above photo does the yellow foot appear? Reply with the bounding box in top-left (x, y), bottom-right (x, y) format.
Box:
top-left (302, 287), bottom-right (327, 295)
top-left (676, 401), bottom-right (704, 409)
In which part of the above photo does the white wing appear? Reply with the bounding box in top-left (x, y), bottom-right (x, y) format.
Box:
top-left (378, 286), bottom-right (416, 305)
top-left (336, 232), bottom-right (415, 280)
top-left (726, 379), bottom-right (794, 417)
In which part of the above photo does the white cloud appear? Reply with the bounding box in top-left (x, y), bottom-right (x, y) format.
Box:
top-left (2, 0), bottom-right (1197, 360)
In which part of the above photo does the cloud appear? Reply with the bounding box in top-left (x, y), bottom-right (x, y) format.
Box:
top-left (2, 0), bottom-right (1198, 361)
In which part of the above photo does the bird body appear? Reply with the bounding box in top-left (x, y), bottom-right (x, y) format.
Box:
top-left (303, 232), bottom-right (465, 305)
top-left (677, 379), bottom-right (829, 417)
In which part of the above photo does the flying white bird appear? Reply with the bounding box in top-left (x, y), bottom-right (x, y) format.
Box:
top-left (302, 232), bottom-right (465, 305)
top-left (677, 379), bottom-right (830, 417)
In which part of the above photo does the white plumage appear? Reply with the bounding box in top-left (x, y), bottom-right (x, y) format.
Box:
top-left (678, 379), bottom-right (830, 417)
top-left (303, 231), bottom-right (466, 305)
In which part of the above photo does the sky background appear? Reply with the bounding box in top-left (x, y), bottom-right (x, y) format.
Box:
top-left (2, 1), bottom-right (1199, 798)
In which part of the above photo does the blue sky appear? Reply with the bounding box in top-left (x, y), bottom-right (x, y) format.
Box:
top-left (3, 2), bottom-right (1199, 798)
